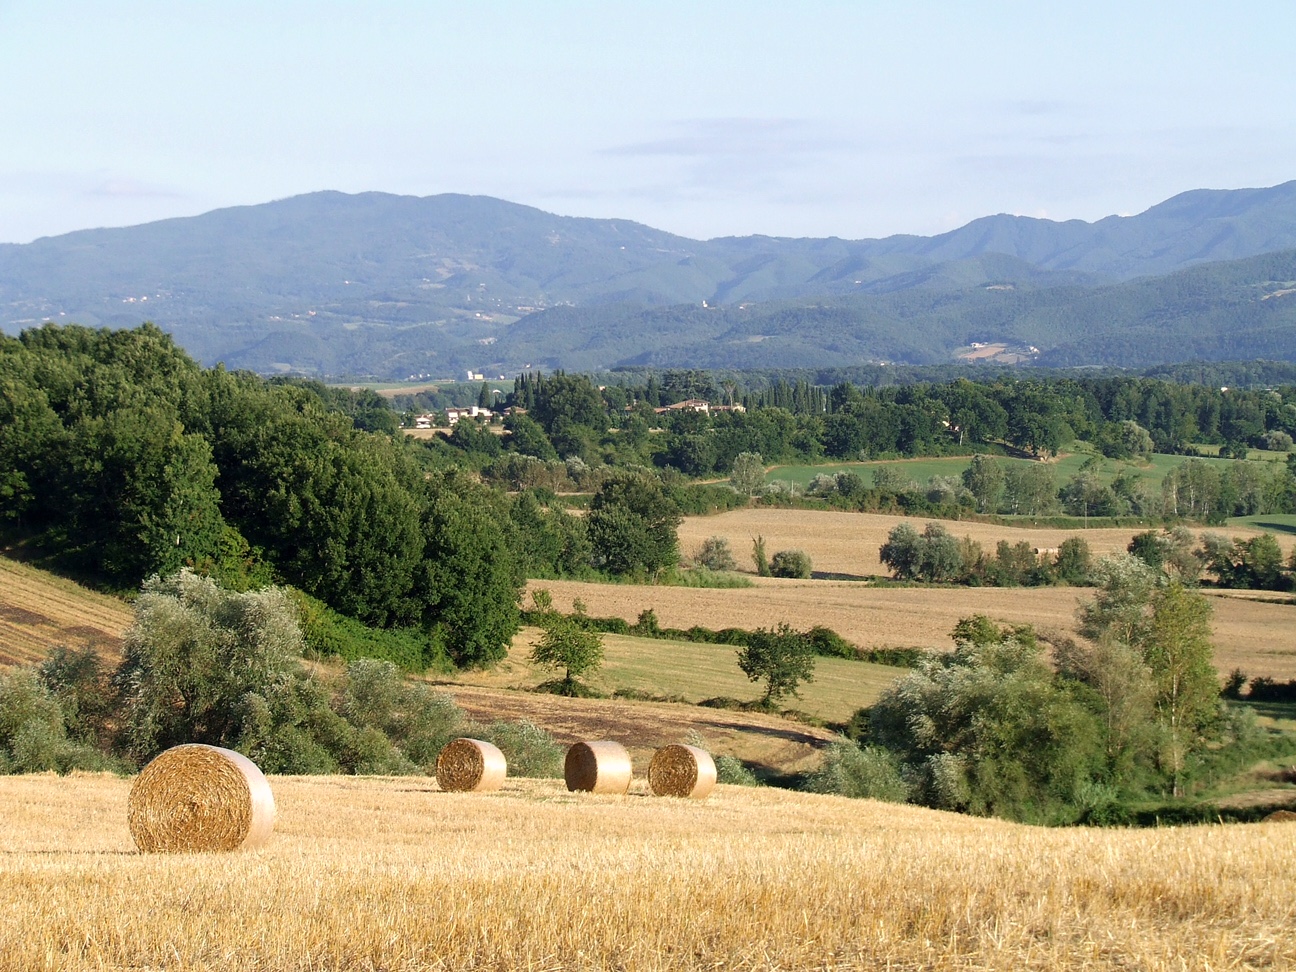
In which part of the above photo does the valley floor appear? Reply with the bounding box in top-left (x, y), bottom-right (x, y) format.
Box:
top-left (3, 772), bottom-right (1294, 971)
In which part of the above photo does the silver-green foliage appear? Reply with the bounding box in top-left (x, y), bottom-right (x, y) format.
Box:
top-left (806, 740), bottom-right (909, 802)
top-left (473, 720), bottom-right (563, 778)
top-left (0, 669), bottom-right (119, 774)
top-left (694, 535), bottom-right (738, 572)
top-left (729, 452), bottom-right (766, 496)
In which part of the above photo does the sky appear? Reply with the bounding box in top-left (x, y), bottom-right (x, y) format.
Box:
top-left (1, 0), bottom-right (1293, 244)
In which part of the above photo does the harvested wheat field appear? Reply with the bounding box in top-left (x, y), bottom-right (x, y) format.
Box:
top-left (444, 682), bottom-right (838, 777)
top-left (0, 557), bottom-right (130, 666)
top-left (678, 508), bottom-right (1290, 578)
top-left (527, 578), bottom-right (1296, 680)
top-left (2, 772), bottom-right (1294, 971)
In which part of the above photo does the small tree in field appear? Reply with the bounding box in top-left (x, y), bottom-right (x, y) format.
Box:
top-left (729, 452), bottom-right (765, 496)
top-left (737, 623), bottom-right (816, 707)
top-left (770, 549), bottom-right (812, 578)
top-left (695, 536), bottom-right (737, 571)
top-left (529, 615), bottom-right (604, 696)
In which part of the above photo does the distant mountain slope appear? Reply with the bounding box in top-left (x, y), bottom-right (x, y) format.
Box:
top-left (2, 181), bottom-right (1295, 375)
top-left (495, 249), bottom-right (1296, 372)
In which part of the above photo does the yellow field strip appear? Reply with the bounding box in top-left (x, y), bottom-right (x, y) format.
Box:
top-left (1, 773), bottom-right (1293, 971)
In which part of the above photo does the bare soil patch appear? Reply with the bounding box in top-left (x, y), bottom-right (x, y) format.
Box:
top-left (441, 683), bottom-right (835, 777)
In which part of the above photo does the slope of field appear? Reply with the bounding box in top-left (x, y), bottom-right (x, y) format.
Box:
top-left (451, 627), bottom-right (905, 723)
top-left (3, 772), bottom-right (1294, 971)
top-left (677, 507), bottom-right (1286, 579)
top-left (444, 683), bottom-right (837, 777)
top-left (527, 577), bottom-right (1296, 680)
top-left (0, 556), bottom-right (844, 777)
top-left (0, 557), bottom-right (131, 666)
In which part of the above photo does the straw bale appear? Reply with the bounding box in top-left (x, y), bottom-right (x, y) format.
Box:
top-left (649, 744), bottom-right (717, 799)
top-left (127, 744), bottom-right (276, 853)
top-left (436, 738), bottom-right (507, 792)
top-left (564, 740), bottom-right (633, 794)
top-left (1264, 809), bottom-right (1296, 823)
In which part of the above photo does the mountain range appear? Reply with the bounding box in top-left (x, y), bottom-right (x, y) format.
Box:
top-left (3, 182), bottom-right (1296, 377)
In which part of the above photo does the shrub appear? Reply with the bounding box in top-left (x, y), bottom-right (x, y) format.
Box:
top-left (337, 659), bottom-right (464, 769)
top-left (715, 754), bottom-right (762, 786)
top-left (770, 549), bottom-right (812, 578)
top-left (0, 669), bottom-right (120, 775)
top-left (474, 720), bottom-right (563, 778)
top-left (694, 536), bottom-right (738, 572)
top-left (805, 741), bottom-right (911, 802)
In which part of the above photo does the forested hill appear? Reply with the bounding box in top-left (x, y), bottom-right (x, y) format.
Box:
top-left (2, 182), bottom-right (1296, 377)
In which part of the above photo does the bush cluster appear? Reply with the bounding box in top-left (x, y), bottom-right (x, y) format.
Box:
top-left (0, 572), bottom-right (561, 778)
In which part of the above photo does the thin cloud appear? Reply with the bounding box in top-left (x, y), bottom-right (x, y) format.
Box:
top-left (86, 178), bottom-right (185, 200)
top-left (602, 118), bottom-right (859, 159)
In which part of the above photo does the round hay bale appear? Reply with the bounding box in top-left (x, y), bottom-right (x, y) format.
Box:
top-left (436, 737), bottom-right (507, 792)
top-left (649, 744), bottom-right (717, 799)
top-left (127, 744), bottom-right (276, 853)
top-left (564, 740), bottom-right (633, 794)
top-left (1263, 809), bottom-right (1296, 823)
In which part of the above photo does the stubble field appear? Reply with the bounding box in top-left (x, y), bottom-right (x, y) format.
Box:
top-left (526, 577), bottom-right (1296, 680)
top-left (4, 773), bottom-right (1296, 971)
top-left (0, 557), bottom-right (129, 666)
top-left (677, 507), bottom-right (1290, 579)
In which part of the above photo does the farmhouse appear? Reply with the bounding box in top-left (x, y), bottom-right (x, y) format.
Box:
top-left (445, 405), bottom-right (493, 425)
top-left (654, 399), bottom-right (712, 415)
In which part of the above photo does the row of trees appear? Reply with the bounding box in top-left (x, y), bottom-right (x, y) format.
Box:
top-left (796, 452), bottom-right (1296, 524)
top-left (824, 561), bottom-right (1235, 821)
top-left (878, 519), bottom-right (1296, 592)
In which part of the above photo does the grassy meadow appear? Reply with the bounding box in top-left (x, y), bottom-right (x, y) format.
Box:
top-left (764, 450), bottom-right (1245, 492)
top-left (3, 772), bottom-right (1295, 971)
top-left (454, 626), bottom-right (907, 723)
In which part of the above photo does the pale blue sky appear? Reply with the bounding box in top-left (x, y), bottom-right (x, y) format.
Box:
top-left (1, 1), bottom-right (1292, 244)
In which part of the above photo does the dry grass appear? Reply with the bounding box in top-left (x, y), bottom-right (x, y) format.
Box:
top-left (452, 627), bottom-right (905, 723)
top-left (2, 772), bottom-right (1295, 971)
top-left (526, 578), bottom-right (1296, 680)
top-left (679, 507), bottom-right (1290, 579)
top-left (0, 557), bottom-right (130, 666)
top-left (442, 682), bottom-right (839, 778)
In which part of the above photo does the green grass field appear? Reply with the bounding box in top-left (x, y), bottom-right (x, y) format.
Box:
top-left (766, 450), bottom-right (1244, 492)
top-left (470, 630), bottom-right (909, 724)
top-left (1227, 513), bottom-right (1296, 536)
top-left (595, 634), bottom-right (905, 721)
